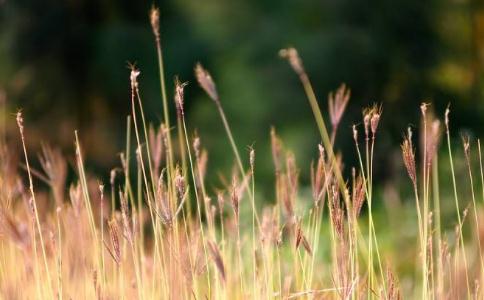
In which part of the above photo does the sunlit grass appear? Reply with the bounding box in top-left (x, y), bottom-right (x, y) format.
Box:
top-left (0, 6), bottom-right (483, 299)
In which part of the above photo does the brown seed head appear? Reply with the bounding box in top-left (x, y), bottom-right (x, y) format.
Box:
top-left (312, 145), bottom-right (327, 206)
top-left (352, 174), bottom-right (366, 217)
top-left (107, 219), bottom-right (121, 264)
top-left (174, 77), bottom-right (188, 115)
top-left (445, 107), bottom-right (450, 130)
top-left (279, 47), bottom-right (305, 76)
top-left (110, 169), bottom-right (116, 187)
top-left (463, 205), bottom-right (469, 220)
top-left (420, 103), bottom-right (428, 118)
top-left (363, 113), bottom-right (371, 138)
top-left (150, 6), bottom-right (160, 39)
top-left (119, 192), bottom-right (133, 243)
top-left (193, 136), bottom-right (201, 158)
top-left (195, 63), bottom-right (218, 103)
top-left (207, 240), bottom-right (226, 284)
top-left (385, 268), bottom-right (401, 300)
top-left (330, 185), bottom-right (344, 239)
top-left (328, 84), bottom-right (351, 130)
top-left (250, 148), bottom-right (255, 169)
top-left (463, 135), bottom-right (470, 156)
top-left (129, 67), bottom-right (140, 90)
top-left (318, 144), bottom-right (324, 157)
top-left (120, 152), bottom-right (127, 171)
top-left (295, 220), bottom-right (312, 256)
top-left (16, 111), bottom-right (24, 135)
top-left (401, 129), bottom-right (417, 188)
top-left (370, 112), bottom-right (380, 136)
top-left (462, 135), bottom-right (471, 167)
top-left (352, 124), bottom-right (358, 144)
top-left (174, 167), bottom-right (186, 202)
top-left (217, 192), bottom-right (225, 213)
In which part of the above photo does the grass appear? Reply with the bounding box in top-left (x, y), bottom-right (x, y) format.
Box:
top-left (0, 6), bottom-right (483, 299)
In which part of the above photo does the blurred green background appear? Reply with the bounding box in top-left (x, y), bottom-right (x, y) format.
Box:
top-left (1, 0), bottom-right (484, 196)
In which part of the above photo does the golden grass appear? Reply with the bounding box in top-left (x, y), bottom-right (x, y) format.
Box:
top-left (0, 7), bottom-right (483, 299)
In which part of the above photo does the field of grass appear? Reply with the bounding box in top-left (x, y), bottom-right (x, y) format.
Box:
top-left (0, 6), bottom-right (483, 299)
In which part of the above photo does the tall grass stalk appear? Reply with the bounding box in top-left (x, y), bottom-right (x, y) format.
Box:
top-left (444, 108), bottom-right (471, 298)
top-left (16, 112), bottom-right (54, 299)
top-left (195, 64), bottom-right (253, 200)
top-left (175, 79), bottom-right (212, 297)
top-left (151, 7), bottom-right (175, 187)
top-left (462, 137), bottom-right (484, 274)
top-left (4, 16), bottom-right (484, 299)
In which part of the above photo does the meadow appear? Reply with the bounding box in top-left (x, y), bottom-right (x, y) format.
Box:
top-left (1, 6), bottom-right (483, 299)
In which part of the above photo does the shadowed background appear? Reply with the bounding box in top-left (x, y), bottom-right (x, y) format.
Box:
top-left (1, 0), bottom-right (484, 198)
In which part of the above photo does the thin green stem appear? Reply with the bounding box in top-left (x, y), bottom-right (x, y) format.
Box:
top-left (445, 123), bottom-right (471, 298)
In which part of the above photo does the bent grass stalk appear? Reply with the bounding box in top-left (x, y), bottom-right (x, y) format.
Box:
top-left (195, 64), bottom-right (253, 201)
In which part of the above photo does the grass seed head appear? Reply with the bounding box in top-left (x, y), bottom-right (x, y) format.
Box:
top-left (363, 112), bottom-right (371, 139)
top-left (107, 219), bottom-right (121, 264)
top-left (16, 111), bottom-right (24, 135)
top-left (371, 111), bottom-right (380, 136)
top-left (420, 102), bottom-right (428, 118)
top-left (174, 77), bottom-right (188, 115)
top-left (330, 185), bottom-right (344, 239)
top-left (195, 63), bottom-right (219, 103)
top-left (119, 192), bottom-right (133, 243)
top-left (295, 220), bottom-right (312, 256)
top-left (328, 83), bottom-right (350, 130)
top-left (174, 167), bottom-right (186, 202)
top-left (150, 6), bottom-right (160, 39)
top-left (249, 148), bottom-right (255, 170)
top-left (217, 192), bottom-right (225, 213)
top-left (352, 124), bottom-right (358, 144)
top-left (109, 169), bottom-right (116, 187)
top-left (352, 174), bottom-right (366, 217)
top-left (462, 135), bottom-right (471, 162)
top-left (129, 66), bottom-right (140, 90)
top-left (193, 135), bottom-right (201, 159)
top-left (279, 47), bottom-right (305, 76)
top-left (156, 173), bottom-right (172, 227)
top-left (401, 129), bottom-right (417, 189)
top-left (445, 107), bottom-right (450, 130)
top-left (207, 240), bottom-right (226, 284)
